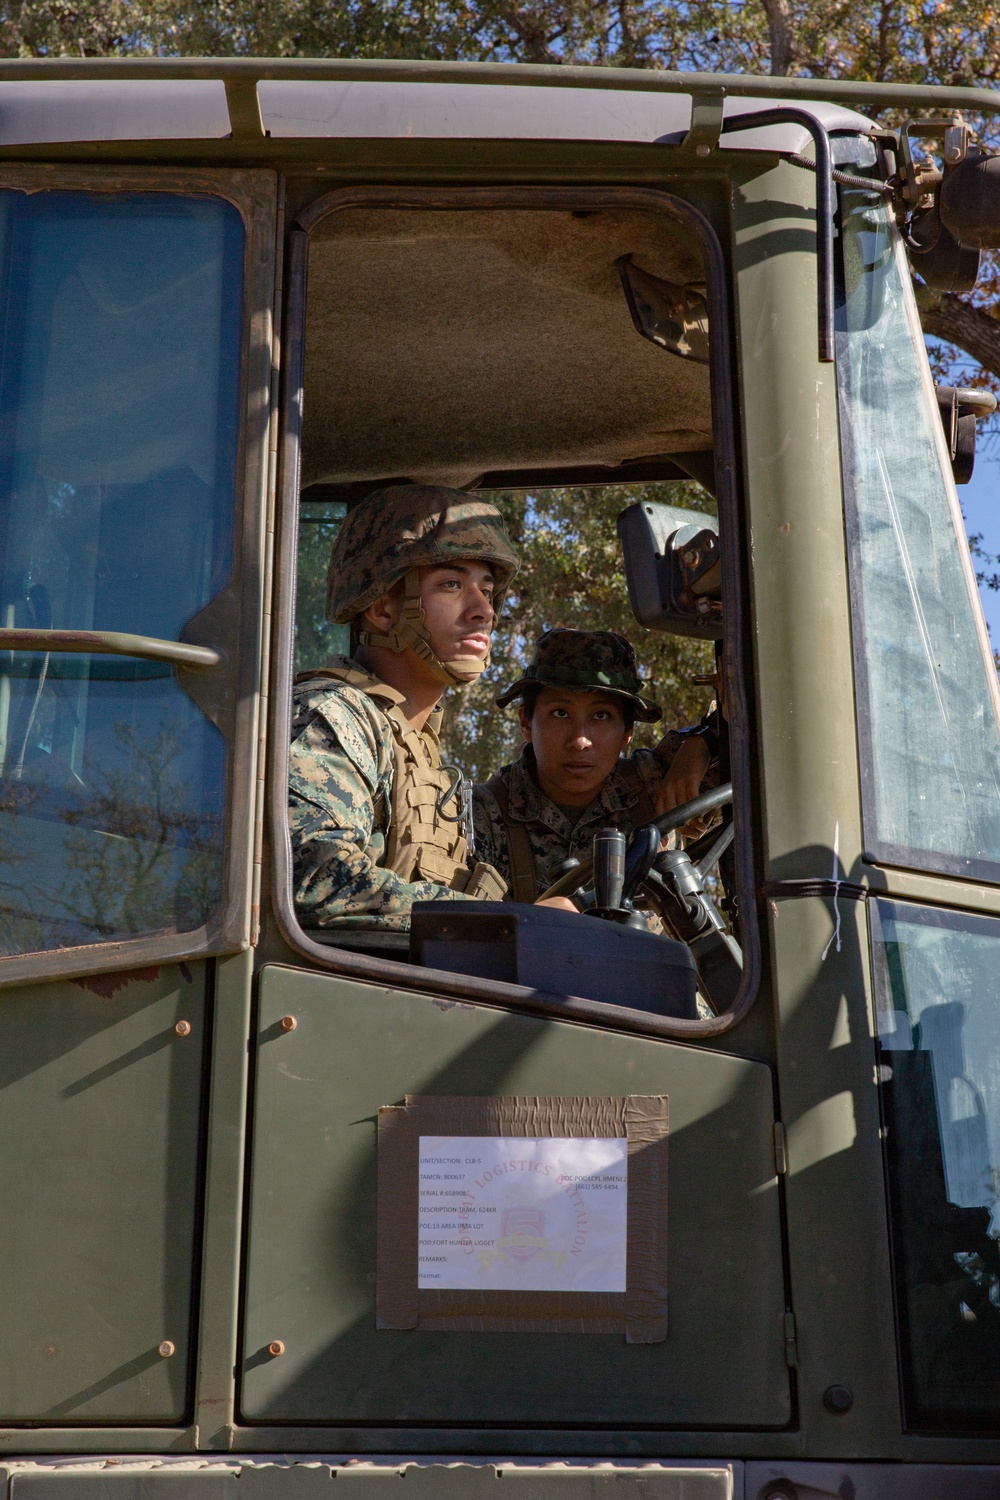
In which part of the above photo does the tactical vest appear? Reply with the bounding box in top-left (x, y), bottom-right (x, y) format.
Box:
top-left (297, 661), bottom-right (506, 900)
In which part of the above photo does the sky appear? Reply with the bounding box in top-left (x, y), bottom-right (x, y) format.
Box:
top-left (960, 446), bottom-right (1000, 646)
top-left (924, 334), bottom-right (1000, 649)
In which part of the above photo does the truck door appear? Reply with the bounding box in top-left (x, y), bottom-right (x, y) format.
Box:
top-left (243, 185), bottom-right (790, 1438)
top-left (0, 168), bottom-right (274, 1423)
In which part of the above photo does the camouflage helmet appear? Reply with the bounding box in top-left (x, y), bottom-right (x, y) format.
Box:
top-left (326, 483), bottom-right (520, 688)
top-left (326, 483), bottom-right (519, 624)
top-left (496, 628), bottom-right (662, 722)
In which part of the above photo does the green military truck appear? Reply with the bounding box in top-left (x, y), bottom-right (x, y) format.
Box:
top-left (0, 51), bottom-right (997, 1500)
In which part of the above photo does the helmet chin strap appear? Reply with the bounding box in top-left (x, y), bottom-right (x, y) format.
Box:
top-left (358, 569), bottom-right (491, 688)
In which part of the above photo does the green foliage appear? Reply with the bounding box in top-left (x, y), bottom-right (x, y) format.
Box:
top-left (295, 503), bottom-right (349, 676)
top-left (11, 0), bottom-right (1000, 88)
top-left (440, 480), bottom-right (717, 778)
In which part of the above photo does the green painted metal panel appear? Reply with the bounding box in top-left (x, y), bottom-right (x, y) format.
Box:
top-left (0, 964), bottom-right (207, 1421)
top-left (7, 1468), bottom-right (335, 1500)
top-left (334, 1467), bottom-right (733, 1498)
top-left (5, 1464), bottom-right (734, 1500)
top-left (241, 965), bottom-right (788, 1428)
top-left (9, 1479), bottom-right (236, 1500)
top-left (731, 159), bottom-right (902, 1457)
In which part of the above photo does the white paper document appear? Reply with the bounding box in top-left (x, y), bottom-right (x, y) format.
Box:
top-left (417, 1135), bottom-right (628, 1292)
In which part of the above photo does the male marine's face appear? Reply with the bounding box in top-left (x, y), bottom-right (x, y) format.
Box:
top-left (416, 561), bottom-right (496, 668)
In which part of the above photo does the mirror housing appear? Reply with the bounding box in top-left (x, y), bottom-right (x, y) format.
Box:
top-left (936, 385), bottom-right (997, 486)
top-left (940, 151), bottom-right (1000, 250)
top-left (906, 205), bottom-right (981, 293)
top-left (617, 255), bottom-right (710, 365)
top-left (617, 501), bottom-right (722, 639)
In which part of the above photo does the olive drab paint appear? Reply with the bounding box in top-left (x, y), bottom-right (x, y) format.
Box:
top-left (0, 55), bottom-right (993, 1500)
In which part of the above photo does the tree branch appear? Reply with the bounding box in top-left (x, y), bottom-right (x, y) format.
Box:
top-left (876, 0), bottom-right (892, 80)
top-left (493, 5), bottom-right (562, 62)
top-left (916, 285), bottom-right (1000, 379)
top-left (761, 0), bottom-right (794, 75)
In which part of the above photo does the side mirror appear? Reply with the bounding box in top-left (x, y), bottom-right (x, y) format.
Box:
top-left (939, 151), bottom-right (1000, 250)
top-left (617, 501), bottom-right (722, 639)
top-left (906, 205), bottom-right (981, 293)
top-left (616, 255), bottom-right (710, 365)
top-left (936, 385), bottom-right (997, 486)
top-left (895, 119), bottom-right (986, 290)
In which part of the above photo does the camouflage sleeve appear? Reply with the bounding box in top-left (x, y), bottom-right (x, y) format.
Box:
top-left (648, 728), bottom-right (685, 774)
top-left (289, 688), bottom-right (471, 931)
top-left (470, 782), bottom-right (511, 891)
top-left (631, 713), bottom-right (720, 794)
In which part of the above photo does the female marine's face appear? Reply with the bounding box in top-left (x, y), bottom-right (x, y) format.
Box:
top-left (518, 687), bottom-right (632, 807)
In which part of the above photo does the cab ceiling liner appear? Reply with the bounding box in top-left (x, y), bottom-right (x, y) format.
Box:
top-left (301, 205), bottom-right (712, 489)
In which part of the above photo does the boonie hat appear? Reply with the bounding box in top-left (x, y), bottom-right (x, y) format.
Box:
top-left (496, 628), bottom-right (662, 722)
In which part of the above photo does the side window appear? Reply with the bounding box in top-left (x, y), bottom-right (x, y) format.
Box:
top-left (873, 898), bottom-right (1000, 1431)
top-left (0, 190), bottom-right (245, 958)
top-left (273, 191), bottom-right (754, 1035)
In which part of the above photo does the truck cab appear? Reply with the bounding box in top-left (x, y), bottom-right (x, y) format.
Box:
top-left (0, 58), bottom-right (996, 1500)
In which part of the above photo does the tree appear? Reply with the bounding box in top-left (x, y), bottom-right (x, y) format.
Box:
top-left (918, 276), bottom-right (1000, 390)
top-left (746, 0), bottom-right (1000, 384)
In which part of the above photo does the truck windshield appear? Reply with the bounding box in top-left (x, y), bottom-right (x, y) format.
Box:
top-left (0, 190), bottom-right (244, 957)
top-left (837, 191), bottom-right (1000, 881)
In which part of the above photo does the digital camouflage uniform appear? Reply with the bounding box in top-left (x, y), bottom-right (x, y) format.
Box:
top-left (289, 484), bottom-right (519, 931)
top-left (291, 659), bottom-right (485, 930)
top-left (473, 628), bottom-right (716, 902)
top-left (472, 738), bottom-right (696, 902)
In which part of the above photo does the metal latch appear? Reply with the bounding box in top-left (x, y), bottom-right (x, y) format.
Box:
top-left (784, 1311), bottom-right (799, 1369)
top-left (773, 1121), bottom-right (788, 1176)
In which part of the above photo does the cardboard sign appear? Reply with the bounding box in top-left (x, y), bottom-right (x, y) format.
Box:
top-left (377, 1094), bottom-right (668, 1341)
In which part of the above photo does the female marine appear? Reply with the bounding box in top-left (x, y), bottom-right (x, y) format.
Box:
top-left (472, 628), bottom-right (715, 902)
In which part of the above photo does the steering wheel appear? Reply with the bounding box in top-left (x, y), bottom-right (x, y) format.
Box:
top-left (537, 782), bottom-right (738, 1013)
top-left (536, 782), bottom-right (734, 905)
